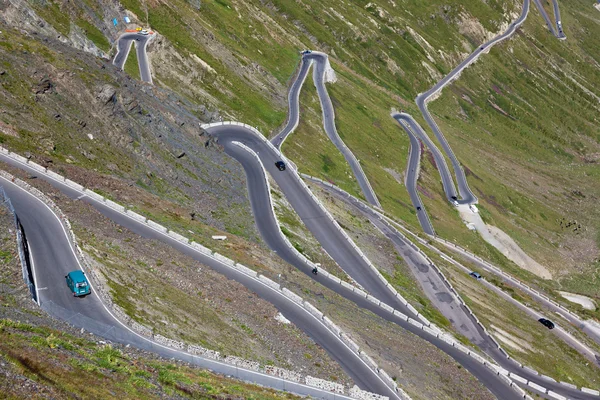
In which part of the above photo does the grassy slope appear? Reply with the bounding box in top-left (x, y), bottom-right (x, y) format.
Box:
top-left (0, 203), bottom-right (298, 400)
top-left (426, 0), bottom-right (600, 280)
top-left (0, 319), bottom-right (300, 400)
top-left (123, 43), bottom-right (141, 79)
top-left (430, 250), bottom-right (600, 388)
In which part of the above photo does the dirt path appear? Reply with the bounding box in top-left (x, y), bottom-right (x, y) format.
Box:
top-left (457, 205), bottom-right (552, 279)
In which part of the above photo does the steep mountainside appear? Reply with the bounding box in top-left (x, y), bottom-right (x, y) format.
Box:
top-left (1, 0), bottom-right (599, 397)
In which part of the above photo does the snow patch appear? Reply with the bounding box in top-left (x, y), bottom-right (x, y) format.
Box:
top-left (457, 205), bottom-right (552, 279)
top-left (324, 57), bottom-right (337, 83)
top-left (558, 292), bottom-right (596, 310)
top-left (275, 312), bottom-right (291, 324)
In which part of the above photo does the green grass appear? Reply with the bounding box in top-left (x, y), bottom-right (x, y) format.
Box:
top-left (421, 0), bottom-right (600, 278)
top-left (76, 18), bottom-right (110, 52)
top-left (124, 44), bottom-right (141, 80)
top-left (0, 318), bottom-right (300, 399)
top-left (30, 0), bottom-right (71, 36)
top-left (434, 256), bottom-right (600, 388)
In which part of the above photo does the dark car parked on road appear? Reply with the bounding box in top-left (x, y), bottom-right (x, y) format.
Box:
top-left (275, 161), bottom-right (286, 171)
top-left (538, 318), bottom-right (555, 329)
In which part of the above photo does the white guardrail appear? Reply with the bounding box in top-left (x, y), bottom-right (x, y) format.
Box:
top-left (4, 133), bottom-right (598, 398)
top-left (0, 149), bottom-right (402, 400)
top-left (198, 122), bottom-right (558, 398)
top-left (297, 173), bottom-right (600, 398)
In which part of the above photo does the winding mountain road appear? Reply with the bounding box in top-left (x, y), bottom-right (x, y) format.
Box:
top-left (398, 0), bottom-right (565, 233)
top-left (113, 32), bottom-right (153, 83)
top-left (0, 161), bottom-right (397, 400)
top-left (8, 1), bottom-right (592, 398)
top-left (533, 0), bottom-right (566, 39)
top-left (204, 123), bottom-right (597, 400)
top-left (270, 52), bottom-right (381, 208)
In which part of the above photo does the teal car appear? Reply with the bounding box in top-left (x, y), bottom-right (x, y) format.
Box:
top-left (65, 270), bottom-right (91, 297)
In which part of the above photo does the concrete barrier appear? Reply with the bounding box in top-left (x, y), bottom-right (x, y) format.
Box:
top-left (547, 391), bottom-right (567, 400)
top-left (406, 303), bottom-right (418, 316)
top-left (322, 316), bottom-right (342, 336)
top-left (470, 353), bottom-right (487, 364)
top-left (191, 241), bottom-right (212, 255)
top-left (304, 301), bottom-right (324, 319)
top-left (212, 252), bottom-right (234, 266)
top-left (540, 375), bottom-right (556, 383)
top-left (512, 385), bottom-right (528, 397)
top-left (147, 219), bottom-right (168, 233)
top-left (167, 230), bottom-right (190, 244)
top-left (84, 188), bottom-right (105, 202)
top-left (417, 314), bottom-right (430, 326)
top-left (422, 326), bottom-right (439, 337)
top-left (258, 274), bottom-right (280, 291)
top-left (282, 288), bottom-right (303, 305)
top-left (125, 209), bottom-right (147, 223)
top-left (232, 262), bottom-right (257, 277)
top-left (9, 153), bottom-right (28, 163)
top-left (354, 288), bottom-right (368, 298)
top-left (558, 381), bottom-right (577, 389)
top-left (0, 146), bottom-right (8, 154)
top-left (453, 343), bottom-right (470, 355)
top-left (509, 373), bottom-right (528, 385)
top-left (379, 302), bottom-right (394, 314)
top-left (359, 351), bottom-right (378, 371)
top-left (28, 161), bottom-right (46, 173)
top-left (498, 374), bottom-right (513, 386)
top-left (340, 280), bottom-right (355, 291)
top-left (46, 170), bottom-right (65, 182)
top-left (527, 381), bottom-right (547, 394)
top-left (378, 369), bottom-right (397, 389)
top-left (581, 388), bottom-right (600, 396)
top-left (522, 366), bottom-right (538, 376)
top-left (104, 199), bottom-right (125, 213)
top-left (340, 332), bottom-right (360, 353)
top-left (366, 294), bottom-right (381, 306)
top-left (64, 179), bottom-right (84, 191)
top-left (393, 310), bottom-right (408, 321)
top-left (408, 318), bottom-right (423, 329)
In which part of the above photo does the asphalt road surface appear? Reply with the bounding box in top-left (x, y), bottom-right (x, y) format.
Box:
top-left (0, 161), bottom-right (397, 399)
top-left (533, 0), bottom-right (566, 39)
top-left (436, 238), bottom-right (600, 349)
top-left (301, 176), bottom-right (600, 399)
top-left (113, 33), bottom-right (153, 83)
top-left (413, 0), bottom-right (531, 206)
top-left (271, 56), bottom-right (312, 148)
top-left (204, 125), bottom-right (600, 400)
top-left (390, 116), bottom-right (435, 235)
top-left (270, 52), bottom-right (381, 208)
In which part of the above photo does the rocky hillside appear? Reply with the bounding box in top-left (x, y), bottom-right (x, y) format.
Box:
top-left (1, 0), bottom-right (599, 396)
top-left (0, 205), bottom-right (301, 399)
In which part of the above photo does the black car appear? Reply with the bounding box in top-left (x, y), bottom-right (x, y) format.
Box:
top-left (275, 161), bottom-right (286, 171)
top-left (538, 318), bottom-right (555, 329)
top-left (416, 206), bottom-right (422, 211)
